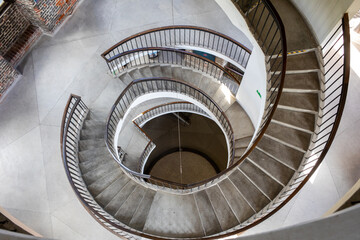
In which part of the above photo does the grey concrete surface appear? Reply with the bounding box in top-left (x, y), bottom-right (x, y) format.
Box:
top-left (0, 0), bottom-right (359, 239)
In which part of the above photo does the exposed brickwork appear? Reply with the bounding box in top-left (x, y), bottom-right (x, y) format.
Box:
top-left (4, 25), bottom-right (42, 66)
top-left (0, 56), bottom-right (20, 98)
top-left (16, 0), bottom-right (81, 33)
top-left (0, 4), bottom-right (30, 55)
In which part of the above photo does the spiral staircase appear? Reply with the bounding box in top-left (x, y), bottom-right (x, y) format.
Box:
top-left (61, 0), bottom-right (349, 239)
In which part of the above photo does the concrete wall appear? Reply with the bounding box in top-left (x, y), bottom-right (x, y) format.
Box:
top-left (215, 0), bottom-right (267, 132)
top-left (237, 205), bottom-right (360, 240)
top-left (290, 0), bottom-right (356, 44)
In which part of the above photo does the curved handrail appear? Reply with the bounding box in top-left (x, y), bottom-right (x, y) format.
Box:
top-left (104, 46), bottom-right (240, 95)
top-left (105, 77), bottom-right (236, 190)
top-left (60, 94), bottom-right (171, 240)
top-left (101, 25), bottom-right (252, 70)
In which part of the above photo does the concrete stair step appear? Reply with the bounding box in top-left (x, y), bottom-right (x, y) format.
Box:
top-left (129, 68), bottom-right (143, 80)
top-left (160, 66), bottom-right (173, 78)
top-left (80, 127), bottom-right (104, 140)
top-left (212, 87), bottom-right (236, 112)
top-left (78, 146), bottom-right (108, 162)
top-left (149, 65), bottom-right (162, 76)
top-left (278, 92), bottom-right (319, 112)
top-left (205, 185), bottom-right (239, 230)
top-left (235, 136), bottom-right (252, 148)
top-left (139, 66), bottom-right (153, 78)
top-left (235, 147), bottom-right (246, 158)
top-left (266, 121), bottom-right (312, 151)
top-left (273, 108), bottom-right (316, 132)
top-left (218, 178), bottom-right (255, 222)
top-left (183, 68), bottom-right (204, 87)
top-left (257, 135), bottom-right (303, 170)
top-left (114, 185), bottom-right (146, 225)
top-left (283, 72), bottom-right (320, 90)
top-left (239, 160), bottom-right (283, 199)
top-left (82, 161), bottom-right (119, 185)
top-left (79, 153), bottom-right (111, 174)
top-left (248, 148), bottom-right (295, 186)
top-left (95, 175), bottom-right (130, 207)
top-left (143, 193), bottom-right (204, 238)
top-left (229, 168), bottom-right (270, 212)
top-left (105, 180), bottom-right (138, 216)
top-left (271, 51), bottom-right (319, 71)
top-left (198, 75), bottom-right (219, 98)
top-left (88, 168), bottom-right (123, 197)
top-left (194, 191), bottom-right (222, 236)
top-left (270, 0), bottom-right (318, 51)
top-left (79, 138), bottom-right (106, 151)
top-left (129, 189), bottom-right (156, 231)
top-left (225, 103), bottom-right (255, 139)
top-left (171, 66), bottom-right (183, 80)
top-left (82, 119), bottom-right (105, 129)
top-left (119, 72), bottom-right (134, 85)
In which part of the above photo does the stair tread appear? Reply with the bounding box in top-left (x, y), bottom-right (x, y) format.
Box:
top-left (225, 103), bottom-right (255, 139)
top-left (273, 108), bottom-right (316, 131)
top-left (78, 146), bottom-right (108, 162)
top-left (194, 191), bottom-right (222, 236)
top-left (105, 180), bottom-right (138, 215)
top-left (278, 92), bottom-right (319, 111)
top-left (266, 121), bottom-right (312, 151)
top-left (218, 178), bottom-right (255, 222)
top-left (229, 169), bottom-right (270, 212)
top-left (249, 148), bottom-right (295, 186)
top-left (139, 66), bottom-right (153, 78)
top-left (283, 72), bottom-right (320, 90)
top-left (95, 175), bottom-right (130, 207)
top-left (129, 189), bottom-right (156, 231)
top-left (257, 135), bottom-right (303, 169)
top-left (80, 127), bottom-right (104, 140)
top-left (205, 185), bottom-right (239, 230)
top-left (240, 160), bottom-right (283, 199)
top-left (129, 68), bottom-right (143, 80)
top-left (235, 136), bottom-right (252, 148)
top-left (271, 51), bottom-right (319, 71)
top-left (79, 138), bottom-right (106, 151)
top-left (88, 168), bottom-right (123, 197)
top-left (82, 161), bottom-right (118, 186)
top-left (119, 72), bottom-right (133, 85)
top-left (143, 193), bottom-right (204, 238)
top-left (115, 185), bottom-right (146, 225)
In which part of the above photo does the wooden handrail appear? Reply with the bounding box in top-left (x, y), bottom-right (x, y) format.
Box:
top-left (101, 25), bottom-right (252, 58)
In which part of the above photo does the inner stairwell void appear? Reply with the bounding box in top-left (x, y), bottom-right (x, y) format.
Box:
top-left (60, 0), bottom-right (350, 239)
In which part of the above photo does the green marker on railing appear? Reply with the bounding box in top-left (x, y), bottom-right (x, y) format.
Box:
top-left (257, 90), bottom-right (262, 98)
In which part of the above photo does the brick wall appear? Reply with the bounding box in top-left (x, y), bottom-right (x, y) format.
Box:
top-left (0, 4), bottom-right (30, 56)
top-left (0, 56), bottom-right (20, 98)
top-left (16, 0), bottom-right (81, 33)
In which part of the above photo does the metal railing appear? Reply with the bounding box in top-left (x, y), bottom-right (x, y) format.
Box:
top-left (101, 25), bottom-right (251, 71)
top-left (105, 47), bottom-right (240, 95)
top-left (221, 12), bottom-right (350, 235)
top-left (60, 94), bottom-right (164, 240)
top-left (132, 101), bottom-right (210, 173)
top-left (105, 77), bottom-right (235, 191)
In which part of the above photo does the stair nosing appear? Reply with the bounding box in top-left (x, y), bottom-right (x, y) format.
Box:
top-left (255, 146), bottom-right (297, 171)
top-left (246, 157), bottom-right (285, 187)
top-left (271, 119), bottom-right (314, 134)
top-left (263, 133), bottom-right (307, 153)
top-left (228, 175), bottom-right (257, 214)
top-left (237, 168), bottom-right (272, 201)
